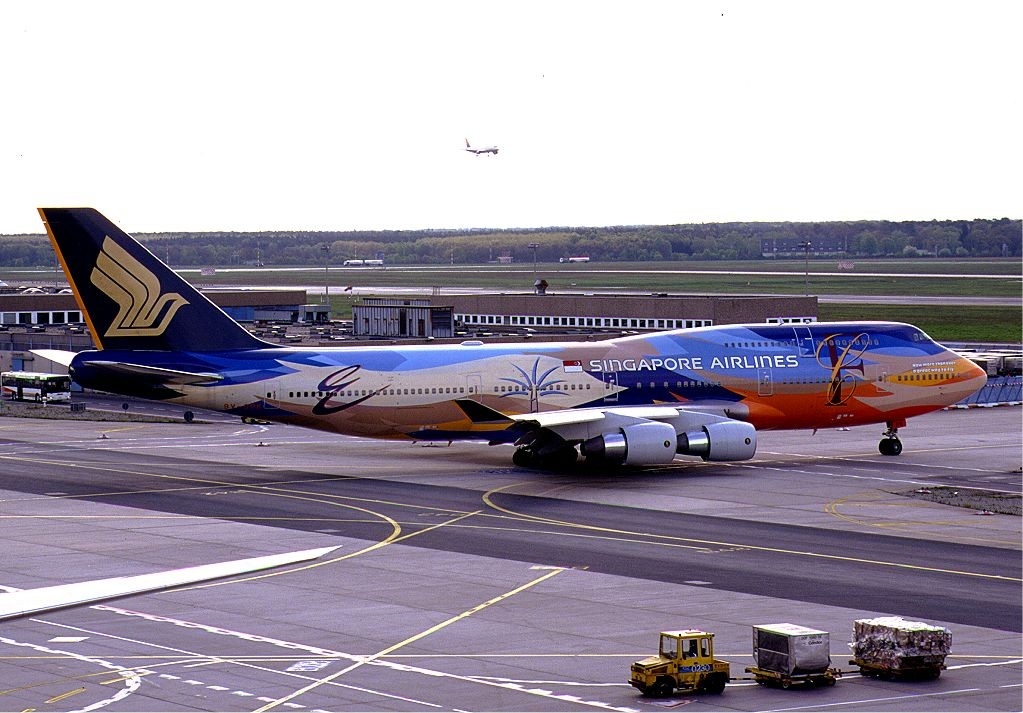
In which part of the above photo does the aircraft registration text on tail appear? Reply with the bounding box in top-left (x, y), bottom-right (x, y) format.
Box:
top-left (37, 208), bottom-right (987, 469)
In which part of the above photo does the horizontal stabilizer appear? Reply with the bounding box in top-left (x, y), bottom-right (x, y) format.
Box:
top-left (0, 545), bottom-right (341, 621)
top-left (29, 349), bottom-right (77, 368)
top-left (90, 361), bottom-right (223, 385)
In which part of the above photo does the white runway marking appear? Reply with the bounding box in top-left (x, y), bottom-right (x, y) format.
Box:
top-left (0, 633), bottom-right (141, 712)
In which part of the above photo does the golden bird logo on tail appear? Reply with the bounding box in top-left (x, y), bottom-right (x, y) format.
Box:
top-left (90, 236), bottom-right (189, 337)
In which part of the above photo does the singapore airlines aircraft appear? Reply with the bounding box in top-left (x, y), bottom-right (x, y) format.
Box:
top-left (36, 208), bottom-right (986, 469)
top-left (465, 138), bottom-right (499, 155)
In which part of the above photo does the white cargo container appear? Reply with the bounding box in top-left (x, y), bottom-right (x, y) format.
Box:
top-left (752, 623), bottom-right (832, 675)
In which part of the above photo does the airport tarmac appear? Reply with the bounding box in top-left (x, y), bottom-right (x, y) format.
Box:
top-left (0, 404), bottom-right (1019, 712)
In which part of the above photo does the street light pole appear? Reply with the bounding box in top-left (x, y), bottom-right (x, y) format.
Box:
top-left (322, 244), bottom-right (330, 305)
top-left (528, 242), bottom-right (539, 275)
top-left (798, 241), bottom-right (812, 296)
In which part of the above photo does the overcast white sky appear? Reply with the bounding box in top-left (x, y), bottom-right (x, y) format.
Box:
top-left (2, 1), bottom-right (1019, 234)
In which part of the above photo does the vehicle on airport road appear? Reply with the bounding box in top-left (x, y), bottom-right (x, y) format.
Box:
top-left (630, 629), bottom-right (730, 696)
top-left (1, 370), bottom-right (72, 403)
top-left (0, 546), bottom-right (338, 622)
top-left (342, 259), bottom-right (384, 266)
top-left (35, 208), bottom-right (987, 469)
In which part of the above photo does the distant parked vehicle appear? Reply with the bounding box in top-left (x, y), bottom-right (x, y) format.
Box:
top-left (1, 371), bottom-right (72, 403)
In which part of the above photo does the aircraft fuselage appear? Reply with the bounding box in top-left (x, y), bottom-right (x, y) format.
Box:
top-left (68, 321), bottom-right (985, 444)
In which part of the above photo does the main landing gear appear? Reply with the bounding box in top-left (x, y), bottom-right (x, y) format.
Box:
top-left (878, 421), bottom-right (903, 456)
top-left (512, 431), bottom-right (580, 470)
top-left (512, 444), bottom-right (578, 470)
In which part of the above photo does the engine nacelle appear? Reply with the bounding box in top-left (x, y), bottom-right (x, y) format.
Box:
top-left (580, 421), bottom-right (678, 465)
top-left (676, 420), bottom-right (757, 461)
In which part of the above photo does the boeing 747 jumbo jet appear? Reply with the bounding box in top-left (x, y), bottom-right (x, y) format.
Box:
top-left (36, 208), bottom-right (986, 469)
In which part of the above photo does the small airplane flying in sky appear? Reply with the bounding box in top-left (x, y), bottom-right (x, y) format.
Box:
top-left (36, 208), bottom-right (986, 469)
top-left (465, 138), bottom-right (498, 155)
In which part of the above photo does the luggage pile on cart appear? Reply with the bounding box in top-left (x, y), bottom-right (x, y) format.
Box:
top-left (850, 616), bottom-right (951, 680)
top-left (745, 623), bottom-right (840, 688)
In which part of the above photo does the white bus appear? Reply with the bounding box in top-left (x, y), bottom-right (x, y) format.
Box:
top-left (1, 371), bottom-right (73, 403)
top-left (343, 259), bottom-right (384, 267)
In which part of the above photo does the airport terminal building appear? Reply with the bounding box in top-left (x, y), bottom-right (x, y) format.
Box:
top-left (446, 293), bottom-right (818, 334)
top-left (351, 293), bottom-right (817, 339)
top-left (0, 289), bottom-right (328, 328)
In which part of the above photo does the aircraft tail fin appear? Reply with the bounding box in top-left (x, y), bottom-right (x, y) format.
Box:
top-left (39, 208), bottom-right (268, 352)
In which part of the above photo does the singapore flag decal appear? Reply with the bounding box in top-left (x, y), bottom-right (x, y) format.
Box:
top-left (563, 360), bottom-right (583, 373)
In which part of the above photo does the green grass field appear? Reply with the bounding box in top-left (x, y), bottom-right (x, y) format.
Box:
top-left (818, 304), bottom-right (1020, 344)
top-left (157, 258), bottom-right (1021, 298)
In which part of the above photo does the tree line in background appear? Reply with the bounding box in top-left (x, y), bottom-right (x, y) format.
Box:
top-left (0, 218), bottom-right (1019, 268)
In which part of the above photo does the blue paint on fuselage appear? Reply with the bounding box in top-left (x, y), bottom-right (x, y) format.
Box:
top-left (69, 322), bottom-right (952, 412)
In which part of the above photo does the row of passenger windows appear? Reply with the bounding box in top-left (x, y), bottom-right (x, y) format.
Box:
top-left (721, 337), bottom-right (878, 349)
top-left (457, 314), bottom-right (713, 329)
top-left (895, 372), bottom-right (955, 382)
top-left (633, 381), bottom-right (715, 389)
top-left (725, 341), bottom-right (793, 348)
top-left (282, 382), bottom-right (727, 399)
top-left (279, 372), bottom-right (955, 400)
top-left (493, 383), bottom-right (592, 392)
top-left (286, 387), bottom-right (469, 399)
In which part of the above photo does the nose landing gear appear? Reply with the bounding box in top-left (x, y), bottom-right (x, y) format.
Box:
top-left (879, 421), bottom-right (903, 456)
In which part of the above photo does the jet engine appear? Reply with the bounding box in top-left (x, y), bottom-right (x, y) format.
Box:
top-left (676, 420), bottom-right (757, 461)
top-left (580, 421), bottom-right (678, 465)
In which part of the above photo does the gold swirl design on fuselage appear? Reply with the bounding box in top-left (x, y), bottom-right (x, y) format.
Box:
top-left (815, 333), bottom-right (869, 405)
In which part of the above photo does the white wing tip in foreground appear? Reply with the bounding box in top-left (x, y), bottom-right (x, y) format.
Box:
top-left (0, 545), bottom-right (342, 622)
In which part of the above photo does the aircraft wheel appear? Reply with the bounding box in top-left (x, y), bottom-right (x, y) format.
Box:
top-left (879, 437), bottom-right (902, 456)
top-left (183, 411), bottom-right (194, 423)
top-left (542, 447), bottom-right (578, 470)
top-left (512, 448), bottom-right (535, 468)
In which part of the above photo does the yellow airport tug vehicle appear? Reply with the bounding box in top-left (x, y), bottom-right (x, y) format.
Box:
top-left (629, 629), bottom-right (730, 697)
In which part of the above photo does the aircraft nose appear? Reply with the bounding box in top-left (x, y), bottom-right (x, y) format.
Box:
top-left (963, 354), bottom-right (988, 380)
top-left (956, 353), bottom-right (988, 397)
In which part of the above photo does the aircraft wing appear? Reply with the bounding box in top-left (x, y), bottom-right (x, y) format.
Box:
top-left (509, 405), bottom-right (685, 428)
top-left (455, 401), bottom-right (683, 428)
top-left (505, 404), bottom-right (757, 464)
top-left (88, 361), bottom-right (224, 385)
top-left (0, 546), bottom-right (340, 622)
